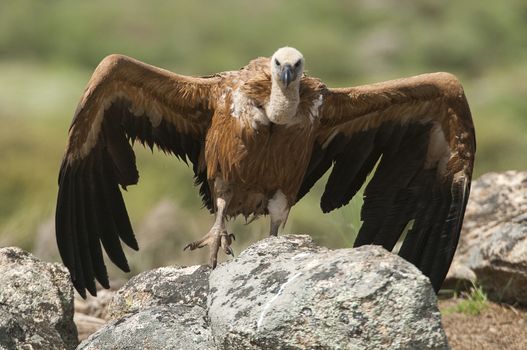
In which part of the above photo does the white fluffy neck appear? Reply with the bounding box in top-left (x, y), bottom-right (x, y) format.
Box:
top-left (265, 79), bottom-right (300, 125)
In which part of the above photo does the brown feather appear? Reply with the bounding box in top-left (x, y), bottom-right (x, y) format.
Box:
top-left (56, 52), bottom-right (475, 297)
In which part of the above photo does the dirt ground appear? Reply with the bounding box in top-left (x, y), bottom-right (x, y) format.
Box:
top-left (439, 299), bottom-right (527, 350)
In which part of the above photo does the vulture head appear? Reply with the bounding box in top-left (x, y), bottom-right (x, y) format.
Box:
top-left (271, 47), bottom-right (304, 89)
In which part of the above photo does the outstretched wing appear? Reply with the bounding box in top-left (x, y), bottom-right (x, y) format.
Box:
top-left (56, 54), bottom-right (221, 297)
top-left (299, 72), bottom-right (475, 292)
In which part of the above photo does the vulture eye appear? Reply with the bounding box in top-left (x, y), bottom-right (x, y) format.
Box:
top-left (294, 60), bottom-right (301, 68)
top-left (274, 59), bottom-right (281, 66)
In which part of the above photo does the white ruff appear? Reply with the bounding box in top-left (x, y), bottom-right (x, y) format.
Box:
top-left (265, 81), bottom-right (300, 125)
top-left (230, 88), bottom-right (269, 129)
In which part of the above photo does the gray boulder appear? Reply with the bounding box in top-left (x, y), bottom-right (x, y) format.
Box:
top-left (78, 265), bottom-right (214, 349)
top-left (208, 235), bottom-right (448, 350)
top-left (0, 304), bottom-right (69, 350)
top-left (107, 265), bottom-right (210, 320)
top-left (77, 305), bottom-right (214, 350)
top-left (471, 221), bottom-right (527, 303)
top-left (446, 171), bottom-right (527, 304)
top-left (0, 247), bottom-right (78, 350)
top-left (78, 235), bottom-right (447, 349)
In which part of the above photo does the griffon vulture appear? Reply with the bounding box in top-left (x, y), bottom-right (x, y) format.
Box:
top-left (56, 47), bottom-right (475, 297)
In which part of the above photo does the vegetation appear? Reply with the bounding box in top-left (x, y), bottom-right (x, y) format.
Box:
top-left (0, 1), bottom-right (526, 268)
top-left (443, 285), bottom-right (489, 316)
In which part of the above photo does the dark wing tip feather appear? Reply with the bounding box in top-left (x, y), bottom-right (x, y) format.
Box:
top-left (309, 119), bottom-right (472, 293)
top-left (75, 172), bottom-right (98, 297)
top-left (56, 143), bottom-right (136, 297)
top-left (85, 170), bottom-right (110, 290)
top-left (426, 176), bottom-right (470, 292)
top-left (55, 168), bottom-right (74, 276)
top-left (57, 101), bottom-right (211, 296)
top-left (101, 151), bottom-right (139, 251)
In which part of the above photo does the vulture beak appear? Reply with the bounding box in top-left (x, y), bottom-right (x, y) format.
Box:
top-left (280, 64), bottom-right (295, 88)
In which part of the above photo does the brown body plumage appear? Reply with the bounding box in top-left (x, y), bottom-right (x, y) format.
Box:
top-left (205, 58), bottom-right (323, 216)
top-left (56, 48), bottom-right (475, 297)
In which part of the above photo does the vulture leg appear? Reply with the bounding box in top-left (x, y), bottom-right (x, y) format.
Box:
top-left (183, 178), bottom-right (234, 268)
top-left (268, 190), bottom-right (290, 237)
top-left (269, 220), bottom-right (280, 237)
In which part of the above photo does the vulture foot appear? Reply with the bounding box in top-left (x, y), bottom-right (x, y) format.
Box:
top-left (183, 227), bottom-right (235, 268)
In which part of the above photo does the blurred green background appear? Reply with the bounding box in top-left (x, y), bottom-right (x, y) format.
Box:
top-left (0, 0), bottom-right (526, 279)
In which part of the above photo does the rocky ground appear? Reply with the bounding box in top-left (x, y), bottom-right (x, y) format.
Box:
top-left (441, 171), bottom-right (527, 349)
top-left (440, 299), bottom-right (527, 350)
top-left (71, 279), bottom-right (527, 350)
top-left (73, 291), bottom-right (527, 349)
top-left (76, 235), bottom-right (448, 349)
top-left (2, 235), bottom-right (450, 350)
top-left (72, 267), bottom-right (527, 350)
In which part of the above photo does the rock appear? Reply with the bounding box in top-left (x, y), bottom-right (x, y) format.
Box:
top-left (0, 247), bottom-right (78, 350)
top-left (443, 261), bottom-right (477, 291)
top-left (107, 265), bottom-right (210, 320)
top-left (472, 222), bottom-right (527, 303)
top-left (446, 171), bottom-right (527, 304)
top-left (80, 265), bottom-right (212, 348)
top-left (0, 304), bottom-right (68, 350)
top-left (73, 265), bottom-right (211, 343)
top-left (77, 305), bottom-right (214, 350)
top-left (79, 235), bottom-right (447, 349)
top-left (208, 235), bottom-right (448, 350)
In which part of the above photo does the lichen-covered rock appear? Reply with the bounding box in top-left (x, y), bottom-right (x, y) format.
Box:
top-left (0, 304), bottom-right (70, 350)
top-left (471, 222), bottom-right (527, 303)
top-left (446, 171), bottom-right (527, 304)
top-left (0, 247), bottom-right (78, 349)
top-left (107, 265), bottom-right (210, 320)
top-left (77, 305), bottom-right (214, 350)
top-left (208, 235), bottom-right (448, 350)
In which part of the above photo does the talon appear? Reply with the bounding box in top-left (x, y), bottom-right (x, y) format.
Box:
top-left (220, 231), bottom-right (235, 257)
top-left (183, 239), bottom-right (205, 251)
top-left (183, 242), bottom-right (195, 251)
top-left (226, 246), bottom-right (234, 257)
top-left (230, 233), bottom-right (236, 241)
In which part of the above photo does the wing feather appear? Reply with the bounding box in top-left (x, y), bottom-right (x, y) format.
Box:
top-left (83, 166), bottom-right (110, 290)
top-left (301, 72), bottom-right (475, 292)
top-left (56, 54), bottom-right (220, 296)
top-left (75, 174), bottom-right (97, 296)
